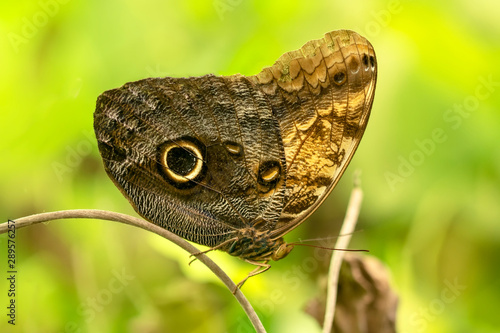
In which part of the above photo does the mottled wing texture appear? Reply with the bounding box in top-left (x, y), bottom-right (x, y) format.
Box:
top-left (248, 30), bottom-right (377, 237)
top-left (94, 75), bottom-right (287, 247)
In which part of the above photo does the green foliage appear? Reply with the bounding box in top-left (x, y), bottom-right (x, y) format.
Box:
top-left (1, 0), bottom-right (499, 332)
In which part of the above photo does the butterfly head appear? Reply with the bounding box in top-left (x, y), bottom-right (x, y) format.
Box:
top-left (270, 241), bottom-right (295, 261)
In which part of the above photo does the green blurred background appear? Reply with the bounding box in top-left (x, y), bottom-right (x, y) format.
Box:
top-left (1, 0), bottom-right (499, 332)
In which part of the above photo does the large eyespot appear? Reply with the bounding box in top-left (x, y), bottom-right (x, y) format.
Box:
top-left (158, 137), bottom-right (206, 189)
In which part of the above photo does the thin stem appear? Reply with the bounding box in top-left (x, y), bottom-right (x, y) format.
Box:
top-left (0, 209), bottom-right (266, 333)
top-left (322, 173), bottom-right (364, 333)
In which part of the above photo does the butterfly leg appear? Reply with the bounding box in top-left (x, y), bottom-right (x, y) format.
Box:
top-left (189, 237), bottom-right (238, 265)
top-left (233, 260), bottom-right (271, 294)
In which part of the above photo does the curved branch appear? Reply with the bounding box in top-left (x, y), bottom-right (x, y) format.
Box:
top-left (323, 173), bottom-right (364, 333)
top-left (0, 209), bottom-right (266, 333)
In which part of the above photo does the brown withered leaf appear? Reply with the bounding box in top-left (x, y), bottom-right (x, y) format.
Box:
top-left (305, 253), bottom-right (398, 333)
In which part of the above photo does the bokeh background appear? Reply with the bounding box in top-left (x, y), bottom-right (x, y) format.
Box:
top-left (1, 0), bottom-right (499, 332)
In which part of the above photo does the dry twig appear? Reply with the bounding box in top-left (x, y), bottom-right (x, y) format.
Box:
top-left (323, 173), bottom-right (364, 333)
top-left (0, 210), bottom-right (266, 333)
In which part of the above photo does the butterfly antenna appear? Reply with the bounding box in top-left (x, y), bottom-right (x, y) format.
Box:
top-left (288, 242), bottom-right (368, 253)
top-left (292, 229), bottom-right (364, 244)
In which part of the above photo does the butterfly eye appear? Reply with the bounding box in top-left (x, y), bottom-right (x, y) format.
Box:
top-left (159, 138), bottom-right (206, 188)
top-left (271, 242), bottom-right (294, 261)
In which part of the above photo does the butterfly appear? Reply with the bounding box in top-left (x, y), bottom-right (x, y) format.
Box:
top-left (94, 30), bottom-right (377, 288)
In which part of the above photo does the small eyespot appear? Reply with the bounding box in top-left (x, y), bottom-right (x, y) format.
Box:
top-left (223, 141), bottom-right (243, 156)
top-left (369, 55), bottom-right (376, 69)
top-left (159, 137), bottom-right (206, 189)
top-left (348, 57), bottom-right (360, 74)
top-left (362, 54), bottom-right (369, 68)
top-left (333, 71), bottom-right (346, 85)
top-left (257, 160), bottom-right (281, 192)
top-left (260, 165), bottom-right (280, 182)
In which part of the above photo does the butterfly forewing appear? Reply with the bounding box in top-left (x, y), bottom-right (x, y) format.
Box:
top-left (94, 74), bottom-right (288, 247)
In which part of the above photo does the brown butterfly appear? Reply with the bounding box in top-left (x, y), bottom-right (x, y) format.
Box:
top-left (94, 30), bottom-right (377, 288)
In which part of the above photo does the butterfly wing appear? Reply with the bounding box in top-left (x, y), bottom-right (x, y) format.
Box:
top-left (94, 74), bottom-right (287, 247)
top-left (94, 30), bottom-right (377, 251)
top-left (249, 30), bottom-right (378, 237)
